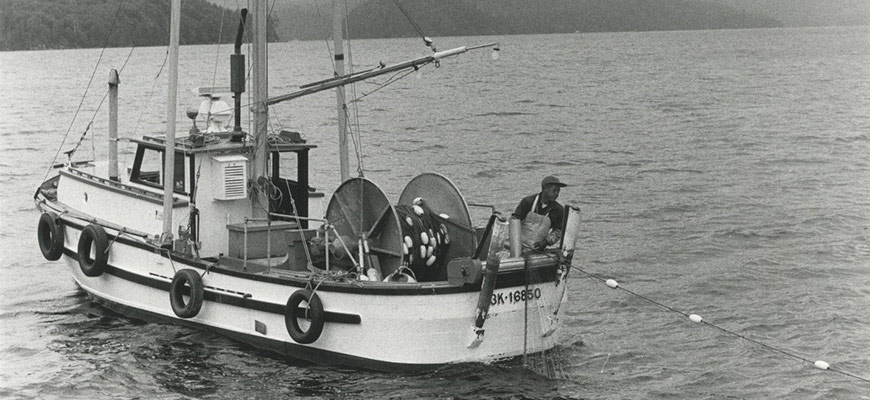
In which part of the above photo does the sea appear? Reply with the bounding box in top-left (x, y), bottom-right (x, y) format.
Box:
top-left (1, 26), bottom-right (868, 399)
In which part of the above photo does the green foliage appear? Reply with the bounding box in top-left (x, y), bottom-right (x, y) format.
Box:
top-left (0, 0), bottom-right (280, 51)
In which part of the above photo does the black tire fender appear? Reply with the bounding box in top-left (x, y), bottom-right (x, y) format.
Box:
top-left (170, 269), bottom-right (205, 318)
top-left (77, 224), bottom-right (109, 277)
top-left (38, 212), bottom-right (64, 261)
top-left (285, 289), bottom-right (325, 344)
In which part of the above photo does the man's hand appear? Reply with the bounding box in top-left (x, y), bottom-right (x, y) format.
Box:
top-left (546, 229), bottom-right (562, 246)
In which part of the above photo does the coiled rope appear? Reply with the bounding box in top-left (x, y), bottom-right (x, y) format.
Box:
top-left (571, 265), bottom-right (870, 385)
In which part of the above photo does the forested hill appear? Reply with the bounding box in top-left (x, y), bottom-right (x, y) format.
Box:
top-left (346, 0), bottom-right (781, 39)
top-left (273, 0), bottom-right (783, 41)
top-left (0, 0), bottom-right (279, 51)
top-left (5, 0), bottom-right (866, 51)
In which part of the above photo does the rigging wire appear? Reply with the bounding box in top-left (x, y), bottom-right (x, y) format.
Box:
top-left (348, 67), bottom-right (422, 104)
top-left (131, 49), bottom-right (170, 139)
top-left (394, 0), bottom-right (433, 51)
top-left (207, 2), bottom-right (229, 126)
top-left (65, 44), bottom-right (139, 167)
top-left (43, 0), bottom-right (128, 181)
top-left (343, 0), bottom-right (365, 177)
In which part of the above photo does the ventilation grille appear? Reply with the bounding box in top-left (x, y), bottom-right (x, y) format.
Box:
top-left (214, 155), bottom-right (248, 201)
top-left (223, 164), bottom-right (246, 199)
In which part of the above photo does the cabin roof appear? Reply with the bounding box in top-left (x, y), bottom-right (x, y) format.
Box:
top-left (133, 134), bottom-right (316, 155)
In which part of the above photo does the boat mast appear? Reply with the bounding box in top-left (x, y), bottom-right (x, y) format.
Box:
top-left (333, 0), bottom-right (350, 182)
top-left (162, 0), bottom-right (181, 243)
top-left (251, 0), bottom-right (269, 218)
top-left (108, 69), bottom-right (119, 182)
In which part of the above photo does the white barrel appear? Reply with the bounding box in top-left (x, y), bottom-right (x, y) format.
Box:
top-left (561, 206), bottom-right (582, 256)
top-left (509, 217), bottom-right (522, 257)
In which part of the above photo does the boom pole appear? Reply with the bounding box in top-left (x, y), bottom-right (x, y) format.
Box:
top-left (265, 44), bottom-right (495, 106)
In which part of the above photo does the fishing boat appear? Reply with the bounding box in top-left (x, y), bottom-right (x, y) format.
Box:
top-left (33, 0), bottom-right (581, 371)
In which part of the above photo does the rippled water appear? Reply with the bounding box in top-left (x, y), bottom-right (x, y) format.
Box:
top-left (2, 26), bottom-right (869, 399)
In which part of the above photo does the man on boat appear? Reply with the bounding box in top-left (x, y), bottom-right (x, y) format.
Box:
top-left (512, 175), bottom-right (567, 251)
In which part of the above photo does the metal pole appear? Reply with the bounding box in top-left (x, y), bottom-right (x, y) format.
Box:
top-left (108, 69), bottom-right (119, 181)
top-left (230, 9), bottom-right (247, 141)
top-left (333, 0), bottom-right (349, 182)
top-left (162, 0), bottom-right (181, 243)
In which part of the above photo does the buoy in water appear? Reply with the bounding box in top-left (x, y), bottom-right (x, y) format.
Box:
top-left (412, 205), bottom-right (424, 216)
top-left (689, 314), bottom-right (703, 323)
top-left (605, 279), bottom-right (619, 289)
top-left (814, 360), bottom-right (830, 370)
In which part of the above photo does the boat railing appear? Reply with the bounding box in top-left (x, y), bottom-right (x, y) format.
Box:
top-left (60, 168), bottom-right (188, 207)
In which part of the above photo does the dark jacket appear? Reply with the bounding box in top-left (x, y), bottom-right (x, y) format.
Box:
top-left (512, 193), bottom-right (564, 231)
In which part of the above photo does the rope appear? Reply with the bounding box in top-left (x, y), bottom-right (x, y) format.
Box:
top-left (210, 5), bottom-right (227, 94)
top-left (348, 67), bottom-right (423, 104)
top-left (342, 0), bottom-right (365, 177)
top-left (394, 0), bottom-right (432, 50)
top-left (61, 46), bottom-right (138, 166)
top-left (104, 227), bottom-right (127, 255)
top-left (572, 265), bottom-right (870, 385)
top-left (282, 179), bottom-right (315, 271)
top-left (132, 49), bottom-right (169, 138)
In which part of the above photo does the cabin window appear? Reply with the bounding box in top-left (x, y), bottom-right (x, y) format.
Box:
top-left (137, 147), bottom-right (163, 185)
top-left (131, 146), bottom-right (188, 195)
top-left (269, 150), bottom-right (310, 226)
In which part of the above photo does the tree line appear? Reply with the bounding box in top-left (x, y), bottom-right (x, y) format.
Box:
top-left (0, 0), bottom-right (280, 51)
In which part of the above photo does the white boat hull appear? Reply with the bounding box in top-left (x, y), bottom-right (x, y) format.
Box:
top-left (47, 206), bottom-right (568, 370)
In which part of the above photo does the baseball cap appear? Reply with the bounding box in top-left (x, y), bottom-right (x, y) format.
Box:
top-left (541, 175), bottom-right (567, 188)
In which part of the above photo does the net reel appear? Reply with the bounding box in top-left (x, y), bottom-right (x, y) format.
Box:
top-left (323, 174), bottom-right (476, 281)
top-left (398, 173), bottom-right (476, 273)
top-left (325, 178), bottom-right (404, 277)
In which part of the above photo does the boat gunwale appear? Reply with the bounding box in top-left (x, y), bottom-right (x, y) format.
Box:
top-left (42, 199), bottom-right (561, 296)
top-left (59, 167), bottom-right (189, 207)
